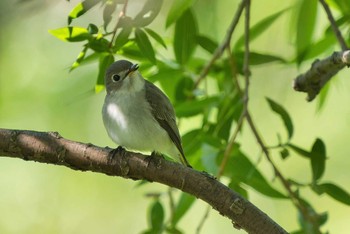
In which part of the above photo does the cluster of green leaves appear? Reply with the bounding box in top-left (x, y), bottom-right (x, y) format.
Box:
top-left (266, 98), bottom-right (350, 233)
top-left (51, 0), bottom-right (350, 233)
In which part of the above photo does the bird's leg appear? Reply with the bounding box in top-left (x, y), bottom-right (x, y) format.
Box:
top-left (145, 151), bottom-right (164, 168)
top-left (107, 146), bottom-right (126, 163)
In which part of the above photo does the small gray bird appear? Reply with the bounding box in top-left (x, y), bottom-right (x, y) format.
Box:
top-left (102, 60), bottom-right (191, 167)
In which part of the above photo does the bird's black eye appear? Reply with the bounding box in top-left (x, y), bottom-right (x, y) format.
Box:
top-left (112, 74), bottom-right (121, 82)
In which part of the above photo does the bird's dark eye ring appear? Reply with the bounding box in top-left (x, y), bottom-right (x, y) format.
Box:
top-left (112, 74), bottom-right (121, 82)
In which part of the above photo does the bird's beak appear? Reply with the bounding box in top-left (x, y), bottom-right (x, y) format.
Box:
top-left (126, 64), bottom-right (139, 77)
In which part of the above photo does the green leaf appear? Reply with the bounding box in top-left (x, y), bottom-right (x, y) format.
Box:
top-left (150, 200), bottom-right (164, 232)
top-left (310, 138), bottom-right (326, 182)
top-left (171, 193), bottom-right (195, 226)
top-left (87, 23), bottom-right (99, 34)
top-left (96, 53), bottom-right (114, 92)
top-left (145, 28), bottom-right (167, 49)
top-left (222, 148), bottom-right (286, 198)
top-left (201, 143), bottom-right (219, 174)
top-left (88, 37), bottom-right (110, 52)
top-left (103, 0), bottom-right (118, 29)
top-left (174, 77), bottom-right (194, 102)
top-left (235, 7), bottom-right (290, 49)
top-left (266, 98), bottom-right (294, 139)
top-left (318, 183), bottom-right (350, 206)
top-left (317, 79), bottom-right (331, 112)
top-left (228, 181), bottom-right (248, 199)
top-left (280, 148), bottom-right (290, 160)
top-left (68, 0), bottom-right (101, 25)
top-left (215, 91), bottom-right (242, 140)
top-left (166, 0), bottom-right (194, 28)
top-left (70, 46), bottom-right (88, 71)
top-left (133, 0), bottom-right (163, 27)
top-left (182, 129), bottom-right (203, 156)
top-left (235, 51), bottom-right (286, 65)
top-left (148, 66), bottom-right (183, 100)
top-left (113, 25), bottom-right (133, 51)
top-left (120, 43), bottom-right (145, 60)
top-left (296, 0), bottom-right (317, 63)
top-left (197, 35), bottom-right (218, 54)
top-left (135, 28), bottom-right (156, 64)
top-left (333, 0), bottom-right (350, 16)
top-left (173, 9), bottom-right (198, 65)
top-left (287, 143), bottom-right (311, 158)
top-left (49, 27), bottom-right (91, 42)
top-left (303, 32), bottom-right (337, 61)
top-left (174, 96), bottom-right (220, 118)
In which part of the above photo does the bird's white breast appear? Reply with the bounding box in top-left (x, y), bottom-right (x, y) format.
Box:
top-left (102, 87), bottom-right (178, 158)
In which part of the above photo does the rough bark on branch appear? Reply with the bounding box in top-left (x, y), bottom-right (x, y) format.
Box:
top-left (293, 50), bottom-right (350, 101)
top-left (0, 128), bottom-right (287, 234)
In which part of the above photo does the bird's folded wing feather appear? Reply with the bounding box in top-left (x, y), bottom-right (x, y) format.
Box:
top-left (144, 80), bottom-right (185, 157)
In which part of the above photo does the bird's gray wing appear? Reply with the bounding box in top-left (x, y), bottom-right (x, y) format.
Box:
top-left (145, 80), bottom-right (190, 166)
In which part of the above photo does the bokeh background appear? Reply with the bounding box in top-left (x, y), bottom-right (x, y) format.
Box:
top-left (1, 0), bottom-right (349, 233)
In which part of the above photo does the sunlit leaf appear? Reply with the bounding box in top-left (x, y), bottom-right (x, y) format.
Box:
top-left (166, 0), bottom-right (194, 28)
top-left (296, 0), bottom-right (317, 63)
top-left (171, 193), bottom-right (196, 226)
top-left (135, 28), bottom-right (156, 64)
top-left (174, 9), bottom-right (197, 65)
top-left (68, 0), bottom-right (101, 25)
top-left (70, 46), bottom-right (88, 71)
top-left (145, 28), bottom-right (167, 49)
top-left (235, 7), bottom-right (290, 49)
top-left (310, 138), bottom-right (326, 182)
top-left (332, 0), bottom-right (350, 16)
top-left (49, 27), bottom-right (91, 42)
top-left (266, 98), bottom-right (294, 139)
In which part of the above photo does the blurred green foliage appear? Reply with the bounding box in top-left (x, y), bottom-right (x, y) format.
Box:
top-left (1, 0), bottom-right (350, 233)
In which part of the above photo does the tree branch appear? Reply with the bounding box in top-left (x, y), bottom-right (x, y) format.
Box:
top-left (293, 50), bottom-right (350, 101)
top-left (0, 128), bottom-right (287, 234)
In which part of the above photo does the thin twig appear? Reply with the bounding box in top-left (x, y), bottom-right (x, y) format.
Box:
top-left (319, 0), bottom-right (348, 50)
top-left (218, 0), bottom-right (251, 178)
top-left (197, 2), bottom-right (252, 232)
top-left (194, 0), bottom-right (247, 88)
top-left (109, 0), bottom-right (129, 47)
top-left (195, 205), bottom-right (211, 234)
top-left (245, 113), bottom-right (320, 232)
